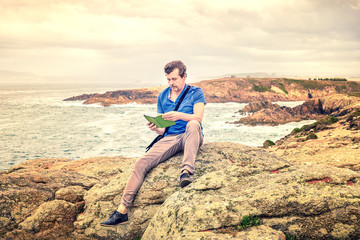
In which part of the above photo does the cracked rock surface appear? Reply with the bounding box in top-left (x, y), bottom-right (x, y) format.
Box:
top-left (142, 144), bottom-right (360, 240)
top-left (1, 143), bottom-right (359, 239)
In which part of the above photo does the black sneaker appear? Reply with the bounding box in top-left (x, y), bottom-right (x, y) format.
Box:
top-left (180, 172), bottom-right (192, 188)
top-left (100, 211), bottom-right (128, 226)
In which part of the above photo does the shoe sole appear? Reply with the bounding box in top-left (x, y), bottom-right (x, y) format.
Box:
top-left (180, 179), bottom-right (192, 188)
top-left (100, 221), bottom-right (128, 227)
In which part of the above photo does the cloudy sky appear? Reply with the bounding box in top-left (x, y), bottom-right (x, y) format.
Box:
top-left (0, 0), bottom-right (359, 87)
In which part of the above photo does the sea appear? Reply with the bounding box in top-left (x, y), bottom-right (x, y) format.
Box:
top-left (0, 83), bottom-right (315, 171)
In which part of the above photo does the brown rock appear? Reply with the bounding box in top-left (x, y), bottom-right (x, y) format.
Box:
top-left (19, 200), bottom-right (78, 232)
top-left (239, 100), bottom-right (281, 113)
top-left (63, 78), bottom-right (360, 106)
top-left (55, 186), bottom-right (86, 203)
top-left (142, 162), bottom-right (360, 240)
top-left (2, 141), bottom-right (360, 239)
top-left (267, 97), bottom-right (360, 171)
top-left (0, 156), bottom-right (131, 239)
top-left (236, 94), bottom-right (360, 126)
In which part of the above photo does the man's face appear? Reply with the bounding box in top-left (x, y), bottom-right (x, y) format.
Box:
top-left (166, 68), bottom-right (186, 93)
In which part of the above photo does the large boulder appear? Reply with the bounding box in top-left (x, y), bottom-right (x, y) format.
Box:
top-left (0, 156), bottom-right (130, 239)
top-left (73, 143), bottom-right (289, 240)
top-left (1, 143), bottom-right (359, 239)
top-left (143, 163), bottom-right (360, 240)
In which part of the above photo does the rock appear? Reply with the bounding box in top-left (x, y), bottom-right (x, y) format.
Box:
top-left (172, 225), bottom-right (285, 239)
top-left (75, 143), bottom-right (289, 240)
top-left (19, 200), bottom-right (78, 232)
top-left (64, 88), bottom-right (162, 106)
top-left (287, 142), bottom-right (298, 148)
top-left (56, 186), bottom-right (86, 203)
top-left (1, 143), bottom-right (360, 239)
top-left (235, 94), bottom-right (360, 126)
top-left (0, 156), bottom-right (131, 239)
top-left (239, 100), bottom-right (280, 113)
top-left (268, 98), bottom-right (360, 171)
top-left (142, 163), bottom-right (360, 240)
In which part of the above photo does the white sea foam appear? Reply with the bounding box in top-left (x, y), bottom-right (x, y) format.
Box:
top-left (274, 101), bottom-right (305, 108)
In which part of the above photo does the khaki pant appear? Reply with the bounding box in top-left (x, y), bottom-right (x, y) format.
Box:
top-left (121, 120), bottom-right (203, 208)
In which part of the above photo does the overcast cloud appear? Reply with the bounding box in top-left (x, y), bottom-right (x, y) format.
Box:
top-left (0, 0), bottom-right (359, 86)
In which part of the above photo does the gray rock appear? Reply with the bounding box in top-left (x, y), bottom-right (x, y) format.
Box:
top-left (2, 143), bottom-right (359, 240)
top-left (142, 162), bottom-right (360, 240)
top-left (75, 143), bottom-right (290, 239)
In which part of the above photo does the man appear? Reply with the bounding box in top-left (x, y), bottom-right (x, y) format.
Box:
top-left (101, 60), bottom-right (206, 226)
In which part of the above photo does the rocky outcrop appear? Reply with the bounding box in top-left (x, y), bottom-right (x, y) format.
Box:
top-left (0, 156), bottom-right (129, 239)
top-left (235, 94), bottom-right (360, 126)
top-left (267, 110), bottom-right (360, 169)
top-left (143, 163), bottom-right (360, 240)
top-left (234, 99), bottom-right (323, 126)
top-left (1, 143), bottom-right (360, 239)
top-left (238, 100), bottom-right (281, 113)
top-left (64, 88), bottom-right (163, 107)
top-left (63, 78), bottom-right (360, 106)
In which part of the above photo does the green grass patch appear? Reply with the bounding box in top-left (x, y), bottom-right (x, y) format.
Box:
top-left (348, 81), bottom-right (360, 88)
top-left (350, 109), bottom-right (360, 117)
top-left (285, 233), bottom-right (296, 240)
top-left (252, 84), bottom-right (271, 92)
top-left (281, 79), bottom-right (324, 90)
top-left (346, 92), bottom-right (360, 98)
top-left (300, 124), bottom-right (310, 131)
top-left (237, 215), bottom-right (261, 230)
top-left (335, 85), bottom-right (346, 92)
top-left (277, 82), bottom-right (288, 94)
top-left (306, 132), bottom-right (318, 140)
top-left (291, 128), bottom-right (301, 134)
top-left (299, 116), bottom-right (338, 133)
top-left (264, 140), bottom-right (275, 147)
top-left (320, 116), bottom-right (339, 124)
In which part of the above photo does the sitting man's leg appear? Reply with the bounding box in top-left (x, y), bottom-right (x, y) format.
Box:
top-left (180, 120), bottom-right (203, 188)
top-left (100, 134), bottom-right (183, 226)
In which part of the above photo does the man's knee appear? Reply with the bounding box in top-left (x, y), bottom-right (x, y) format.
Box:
top-left (133, 157), bottom-right (152, 174)
top-left (186, 120), bottom-right (201, 131)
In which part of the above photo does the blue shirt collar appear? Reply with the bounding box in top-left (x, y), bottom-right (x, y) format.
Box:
top-left (168, 83), bottom-right (189, 103)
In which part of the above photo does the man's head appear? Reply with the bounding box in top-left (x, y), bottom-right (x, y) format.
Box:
top-left (164, 60), bottom-right (187, 78)
top-left (164, 60), bottom-right (187, 93)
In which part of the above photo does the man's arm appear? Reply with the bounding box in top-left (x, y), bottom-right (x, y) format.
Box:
top-left (162, 102), bottom-right (205, 123)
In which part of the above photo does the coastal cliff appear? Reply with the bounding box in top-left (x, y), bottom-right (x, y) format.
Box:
top-left (265, 94), bottom-right (360, 171)
top-left (2, 80), bottom-right (359, 239)
top-left (63, 78), bottom-right (360, 106)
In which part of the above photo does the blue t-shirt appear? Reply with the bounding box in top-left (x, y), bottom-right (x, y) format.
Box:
top-left (157, 84), bottom-right (206, 135)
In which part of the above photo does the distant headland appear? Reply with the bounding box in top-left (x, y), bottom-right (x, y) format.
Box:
top-left (64, 77), bottom-right (360, 107)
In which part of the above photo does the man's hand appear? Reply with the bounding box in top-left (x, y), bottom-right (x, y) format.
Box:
top-left (162, 102), bottom-right (205, 123)
top-left (162, 111), bottom-right (182, 121)
top-left (147, 122), bottom-right (165, 135)
top-left (147, 122), bottom-right (157, 131)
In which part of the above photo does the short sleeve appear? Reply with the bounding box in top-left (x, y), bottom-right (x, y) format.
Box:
top-left (192, 88), bottom-right (206, 105)
top-left (157, 93), bottom-right (164, 114)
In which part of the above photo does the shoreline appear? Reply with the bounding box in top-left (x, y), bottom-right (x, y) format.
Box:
top-left (0, 97), bottom-right (311, 172)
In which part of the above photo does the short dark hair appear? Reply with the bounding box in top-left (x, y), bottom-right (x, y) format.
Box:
top-left (164, 60), bottom-right (187, 78)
